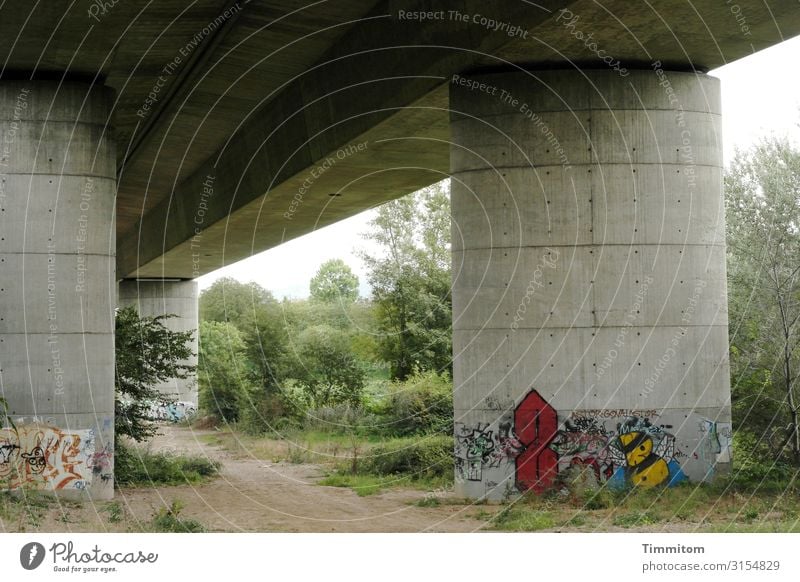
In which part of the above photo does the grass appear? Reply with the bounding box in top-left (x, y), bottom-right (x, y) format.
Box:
top-left (319, 473), bottom-right (412, 496)
top-left (201, 429), bottom-right (388, 464)
top-left (206, 426), bottom-right (455, 496)
top-left (0, 491), bottom-right (56, 530)
top-left (115, 444), bottom-right (220, 487)
top-left (490, 506), bottom-right (556, 532)
top-left (0, 490), bottom-right (87, 531)
top-left (613, 511), bottom-right (661, 528)
top-left (194, 423), bottom-right (800, 532)
top-left (146, 500), bottom-right (205, 533)
top-left (318, 434), bottom-right (453, 496)
top-left (466, 479), bottom-right (800, 532)
top-left (104, 501), bottom-right (124, 523)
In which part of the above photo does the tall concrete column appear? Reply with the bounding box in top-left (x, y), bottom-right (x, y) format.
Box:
top-left (0, 82), bottom-right (116, 499)
top-left (451, 69), bottom-right (731, 500)
top-left (117, 279), bottom-right (199, 405)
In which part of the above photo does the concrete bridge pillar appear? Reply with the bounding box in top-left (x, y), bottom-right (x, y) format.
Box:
top-left (450, 69), bottom-right (731, 499)
top-left (0, 82), bottom-right (116, 499)
top-left (117, 279), bottom-right (199, 406)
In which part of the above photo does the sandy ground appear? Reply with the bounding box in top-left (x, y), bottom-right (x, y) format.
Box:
top-left (2, 425), bottom-right (489, 533)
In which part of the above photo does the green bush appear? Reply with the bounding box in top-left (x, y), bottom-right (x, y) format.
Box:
top-left (148, 500), bottom-right (205, 533)
top-left (302, 404), bottom-right (378, 435)
top-left (198, 320), bottom-right (252, 423)
top-left (578, 487), bottom-right (618, 510)
top-left (729, 431), bottom-right (799, 491)
top-left (115, 444), bottom-right (219, 487)
top-left (238, 389), bottom-right (303, 436)
top-left (382, 371), bottom-right (453, 435)
top-left (357, 435), bottom-right (454, 480)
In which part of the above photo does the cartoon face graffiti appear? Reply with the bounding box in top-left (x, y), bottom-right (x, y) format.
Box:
top-left (617, 432), bottom-right (670, 488)
top-left (21, 445), bottom-right (47, 474)
top-left (619, 432), bottom-right (653, 466)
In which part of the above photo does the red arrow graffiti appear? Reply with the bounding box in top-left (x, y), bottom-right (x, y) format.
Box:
top-left (515, 390), bottom-right (558, 492)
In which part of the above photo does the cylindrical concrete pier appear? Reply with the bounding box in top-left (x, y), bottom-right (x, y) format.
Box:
top-left (450, 69), bottom-right (731, 499)
top-left (118, 279), bottom-right (199, 407)
top-left (0, 82), bottom-right (116, 499)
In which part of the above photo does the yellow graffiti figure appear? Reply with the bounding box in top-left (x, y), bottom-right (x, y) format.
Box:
top-left (618, 432), bottom-right (669, 488)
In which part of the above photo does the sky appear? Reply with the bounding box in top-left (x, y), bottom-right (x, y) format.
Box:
top-left (198, 35), bottom-right (800, 299)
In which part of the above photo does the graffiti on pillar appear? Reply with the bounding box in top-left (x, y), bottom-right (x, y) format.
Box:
top-left (547, 413), bottom-right (686, 489)
top-left (89, 442), bottom-right (114, 483)
top-left (454, 416), bottom-right (525, 482)
top-left (146, 400), bottom-right (197, 422)
top-left (549, 417), bottom-right (615, 484)
top-left (697, 417), bottom-right (732, 478)
top-left (454, 423), bottom-right (495, 481)
top-left (514, 390), bottom-right (559, 492)
top-left (606, 416), bottom-right (686, 488)
top-left (460, 389), bottom-right (695, 494)
top-left (0, 424), bottom-right (96, 491)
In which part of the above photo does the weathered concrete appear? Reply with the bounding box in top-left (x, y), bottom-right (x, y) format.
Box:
top-left (0, 1), bottom-right (793, 504)
top-left (97, 0), bottom-right (800, 278)
top-left (0, 82), bottom-right (116, 500)
top-left (117, 280), bottom-right (199, 405)
top-left (450, 69), bottom-right (731, 499)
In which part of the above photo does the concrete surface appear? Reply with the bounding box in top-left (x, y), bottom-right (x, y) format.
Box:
top-left (450, 69), bottom-right (731, 499)
top-left (0, 1), bottom-right (783, 276)
top-left (117, 280), bottom-right (199, 405)
top-left (0, 81), bottom-right (116, 500)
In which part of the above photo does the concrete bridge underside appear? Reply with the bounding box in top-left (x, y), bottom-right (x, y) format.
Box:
top-left (0, 0), bottom-right (798, 499)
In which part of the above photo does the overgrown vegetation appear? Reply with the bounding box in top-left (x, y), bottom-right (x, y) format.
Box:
top-left (726, 136), bottom-right (800, 468)
top-left (114, 306), bottom-right (209, 487)
top-left (191, 184), bottom-right (455, 493)
top-left (115, 306), bottom-right (195, 443)
top-left (187, 140), bottom-right (800, 512)
top-left (114, 446), bottom-right (219, 487)
top-left (477, 469), bottom-right (800, 532)
top-left (147, 500), bottom-right (206, 533)
top-left (196, 183), bottom-right (451, 430)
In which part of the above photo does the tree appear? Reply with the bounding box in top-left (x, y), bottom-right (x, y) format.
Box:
top-left (726, 136), bottom-right (800, 463)
top-left (115, 307), bottom-right (195, 442)
top-left (289, 324), bottom-right (366, 407)
top-left (359, 181), bottom-right (452, 380)
top-left (310, 259), bottom-right (359, 304)
top-left (200, 278), bottom-right (288, 394)
top-left (198, 321), bottom-right (252, 422)
top-left (199, 277), bottom-right (273, 330)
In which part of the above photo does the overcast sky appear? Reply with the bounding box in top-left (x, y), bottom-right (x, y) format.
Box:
top-left (198, 35), bottom-right (800, 299)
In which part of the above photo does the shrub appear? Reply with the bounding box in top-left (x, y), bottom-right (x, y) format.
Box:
top-left (289, 325), bottom-right (366, 408)
top-left (114, 444), bottom-right (219, 487)
top-left (115, 307), bottom-right (195, 442)
top-left (198, 321), bottom-right (252, 423)
top-left (148, 500), bottom-right (205, 533)
top-left (303, 404), bottom-right (376, 434)
top-left (238, 388), bottom-right (303, 436)
top-left (383, 371), bottom-right (453, 435)
top-left (357, 435), bottom-right (454, 480)
top-left (729, 431), bottom-right (799, 491)
top-left (578, 487), bottom-right (618, 510)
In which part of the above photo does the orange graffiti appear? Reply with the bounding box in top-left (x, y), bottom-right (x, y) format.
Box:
top-left (0, 424), bottom-right (95, 491)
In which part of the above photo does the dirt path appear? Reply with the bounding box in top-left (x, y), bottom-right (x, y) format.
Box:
top-left (10, 425), bottom-right (489, 533)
